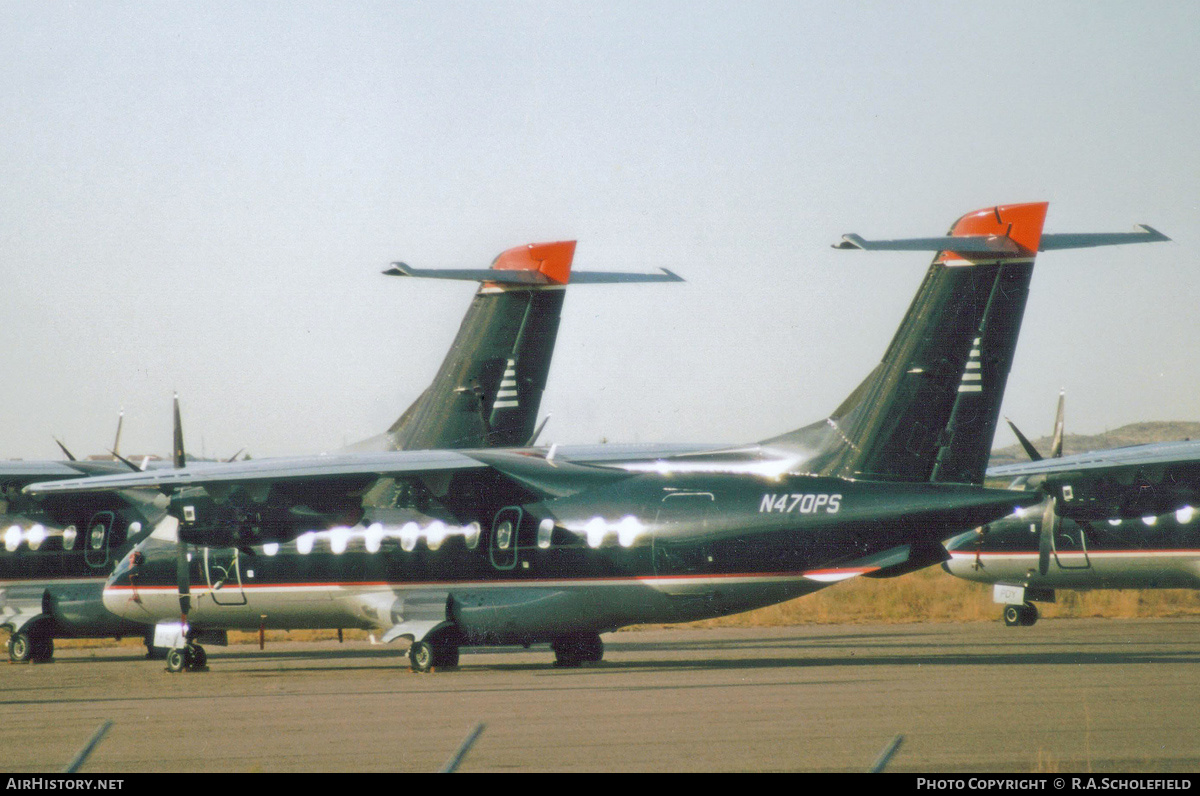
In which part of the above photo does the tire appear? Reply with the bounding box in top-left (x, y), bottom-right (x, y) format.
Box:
top-left (1003, 604), bottom-right (1023, 627)
top-left (166, 647), bottom-right (187, 673)
top-left (189, 644), bottom-right (207, 669)
top-left (409, 641), bottom-right (434, 672)
top-left (434, 643), bottom-right (460, 669)
top-left (31, 636), bottom-right (53, 662)
top-left (1019, 603), bottom-right (1039, 627)
top-left (8, 632), bottom-right (34, 663)
top-left (581, 634), bottom-right (604, 663)
top-left (551, 636), bottom-right (584, 668)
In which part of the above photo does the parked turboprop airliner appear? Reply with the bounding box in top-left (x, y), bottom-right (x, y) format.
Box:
top-left (3, 241), bottom-right (676, 661)
top-left (28, 203), bottom-right (1169, 671)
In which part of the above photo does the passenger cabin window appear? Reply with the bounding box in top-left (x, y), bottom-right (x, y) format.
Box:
top-left (496, 520), bottom-right (513, 550)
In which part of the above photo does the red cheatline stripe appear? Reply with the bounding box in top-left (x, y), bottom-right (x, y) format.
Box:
top-left (948, 549), bottom-right (1200, 558)
top-left (105, 570), bottom-right (833, 592)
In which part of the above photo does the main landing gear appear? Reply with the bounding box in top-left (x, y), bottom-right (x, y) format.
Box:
top-left (7, 629), bottom-right (53, 663)
top-left (408, 631), bottom-right (460, 673)
top-left (1003, 602), bottom-right (1039, 627)
top-left (551, 633), bottom-right (604, 668)
top-left (165, 643), bottom-right (208, 673)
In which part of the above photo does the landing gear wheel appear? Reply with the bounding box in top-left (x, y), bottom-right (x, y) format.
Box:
top-left (409, 631), bottom-right (460, 672)
top-left (552, 633), bottom-right (602, 667)
top-left (552, 644), bottom-right (581, 668)
top-left (435, 644), bottom-right (460, 668)
top-left (31, 636), bottom-right (53, 662)
top-left (8, 632), bottom-right (34, 663)
top-left (580, 633), bottom-right (604, 663)
top-left (166, 647), bottom-right (187, 673)
top-left (1003, 603), bottom-right (1039, 627)
top-left (409, 641), bottom-right (435, 672)
top-left (166, 644), bottom-right (207, 673)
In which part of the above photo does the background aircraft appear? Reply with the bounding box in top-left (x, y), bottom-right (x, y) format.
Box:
top-left (32, 202), bottom-right (1165, 672)
top-left (2, 241), bottom-right (676, 661)
top-left (943, 393), bottom-right (1200, 625)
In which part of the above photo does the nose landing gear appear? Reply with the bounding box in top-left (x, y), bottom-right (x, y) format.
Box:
top-left (165, 643), bottom-right (208, 672)
top-left (1003, 602), bottom-right (1039, 627)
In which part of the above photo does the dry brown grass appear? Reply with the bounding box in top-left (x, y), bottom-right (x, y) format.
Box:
top-left (674, 567), bottom-right (1200, 629)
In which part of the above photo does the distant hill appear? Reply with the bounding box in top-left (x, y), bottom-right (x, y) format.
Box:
top-left (988, 421), bottom-right (1200, 468)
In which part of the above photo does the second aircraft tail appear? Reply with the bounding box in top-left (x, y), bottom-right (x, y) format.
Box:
top-left (769, 202), bottom-right (1167, 484)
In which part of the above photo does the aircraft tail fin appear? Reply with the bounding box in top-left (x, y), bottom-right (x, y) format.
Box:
top-left (772, 203), bottom-right (1167, 484)
top-left (357, 242), bottom-right (683, 452)
top-left (383, 241), bottom-right (577, 451)
top-left (769, 203), bottom-right (1050, 482)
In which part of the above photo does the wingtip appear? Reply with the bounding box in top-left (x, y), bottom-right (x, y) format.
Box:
top-left (1135, 224), bottom-right (1171, 242)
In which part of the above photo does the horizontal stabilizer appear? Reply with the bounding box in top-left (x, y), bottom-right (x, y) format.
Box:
top-left (384, 264), bottom-right (684, 285)
top-left (836, 224), bottom-right (1168, 254)
top-left (1037, 225), bottom-right (1170, 250)
top-left (833, 234), bottom-right (1021, 253)
top-left (564, 268), bottom-right (683, 284)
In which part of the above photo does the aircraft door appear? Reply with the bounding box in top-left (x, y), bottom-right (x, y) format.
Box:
top-left (1051, 519), bottom-right (1092, 570)
top-left (83, 512), bottom-right (114, 569)
top-left (489, 507), bottom-right (522, 570)
top-left (653, 492), bottom-right (715, 576)
top-left (204, 547), bottom-right (248, 605)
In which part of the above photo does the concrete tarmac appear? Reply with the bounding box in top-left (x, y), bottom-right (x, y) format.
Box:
top-left (3, 618), bottom-right (1199, 772)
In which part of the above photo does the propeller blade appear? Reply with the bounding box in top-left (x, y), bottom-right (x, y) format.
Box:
top-left (54, 438), bottom-right (77, 462)
top-left (172, 396), bottom-right (191, 619)
top-left (112, 410), bottom-right (124, 458)
top-left (1005, 417), bottom-right (1044, 462)
top-left (526, 415), bottom-right (551, 447)
top-left (1039, 497), bottom-right (1056, 576)
top-left (172, 394), bottom-right (186, 469)
top-left (1050, 389), bottom-right (1065, 459)
top-left (108, 449), bottom-right (142, 473)
top-left (176, 539), bottom-right (191, 617)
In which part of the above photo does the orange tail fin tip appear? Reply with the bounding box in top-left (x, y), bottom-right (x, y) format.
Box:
top-left (491, 241), bottom-right (577, 285)
top-left (943, 202), bottom-right (1048, 260)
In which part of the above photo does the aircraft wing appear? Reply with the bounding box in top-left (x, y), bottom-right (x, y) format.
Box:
top-left (0, 459), bottom-right (135, 488)
top-left (24, 450), bottom-right (490, 494)
top-left (987, 439), bottom-right (1200, 520)
top-left (1, 461), bottom-right (94, 480)
top-left (987, 439), bottom-right (1200, 478)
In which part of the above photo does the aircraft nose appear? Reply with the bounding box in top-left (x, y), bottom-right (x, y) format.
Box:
top-left (102, 553), bottom-right (143, 618)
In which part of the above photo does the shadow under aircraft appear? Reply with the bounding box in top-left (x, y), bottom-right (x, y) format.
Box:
top-left (28, 203), bottom-right (1168, 671)
top-left (2, 240), bottom-right (677, 661)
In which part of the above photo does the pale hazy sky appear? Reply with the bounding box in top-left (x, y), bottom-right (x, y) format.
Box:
top-left (2, 2), bottom-right (1197, 460)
